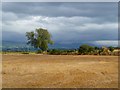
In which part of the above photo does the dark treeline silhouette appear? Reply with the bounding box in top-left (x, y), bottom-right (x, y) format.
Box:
top-left (45, 45), bottom-right (119, 56)
top-left (2, 44), bottom-right (120, 56)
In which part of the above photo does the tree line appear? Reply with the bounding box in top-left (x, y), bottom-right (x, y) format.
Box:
top-left (25, 28), bottom-right (119, 55)
top-left (35, 45), bottom-right (118, 56)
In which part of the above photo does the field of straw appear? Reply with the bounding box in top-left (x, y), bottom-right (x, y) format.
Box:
top-left (2, 55), bottom-right (118, 88)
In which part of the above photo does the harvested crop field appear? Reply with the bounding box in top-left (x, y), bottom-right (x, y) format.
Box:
top-left (2, 55), bottom-right (118, 88)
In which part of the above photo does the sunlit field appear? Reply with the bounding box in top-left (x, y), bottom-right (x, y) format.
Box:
top-left (2, 55), bottom-right (118, 88)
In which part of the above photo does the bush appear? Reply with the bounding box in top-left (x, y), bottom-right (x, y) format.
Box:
top-left (21, 52), bottom-right (29, 54)
top-left (48, 49), bottom-right (78, 55)
top-left (49, 49), bottom-right (61, 55)
top-left (36, 50), bottom-right (42, 54)
top-left (108, 46), bottom-right (114, 52)
top-left (78, 44), bottom-right (95, 55)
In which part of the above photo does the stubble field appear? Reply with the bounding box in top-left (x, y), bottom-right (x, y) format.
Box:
top-left (2, 55), bottom-right (118, 88)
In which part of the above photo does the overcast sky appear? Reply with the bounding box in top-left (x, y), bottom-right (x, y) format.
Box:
top-left (2, 2), bottom-right (118, 47)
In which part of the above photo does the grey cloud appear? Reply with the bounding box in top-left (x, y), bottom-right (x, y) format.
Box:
top-left (52, 28), bottom-right (118, 43)
top-left (2, 12), bottom-right (18, 22)
top-left (3, 15), bottom-right (118, 43)
top-left (2, 2), bottom-right (118, 26)
top-left (2, 2), bottom-right (118, 47)
top-left (2, 2), bottom-right (117, 20)
top-left (2, 30), bottom-right (26, 42)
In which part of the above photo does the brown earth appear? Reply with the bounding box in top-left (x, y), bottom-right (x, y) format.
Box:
top-left (2, 55), bottom-right (118, 88)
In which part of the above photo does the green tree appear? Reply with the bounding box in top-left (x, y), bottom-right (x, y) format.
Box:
top-left (78, 44), bottom-right (95, 55)
top-left (108, 46), bottom-right (114, 52)
top-left (95, 46), bottom-right (99, 50)
top-left (26, 28), bottom-right (53, 51)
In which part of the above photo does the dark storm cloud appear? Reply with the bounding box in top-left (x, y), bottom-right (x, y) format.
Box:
top-left (51, 24), bottom-right (118, 43)
top-left (2, 30), bottom-right (26, 42)
top-left (2, 2), bottom-right (117, 19)
top-left (2, 2), bottom-right (118, 47)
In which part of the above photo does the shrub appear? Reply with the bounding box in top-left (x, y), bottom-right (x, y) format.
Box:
top-left (108, 46), bottom-right (114, 52)
top-left (36, 50), bottom-right (42, 54)
top-left (21, 52), bottom-right (29, 54)
top-left (48, 49), bottom-right (70, 55)
top-left (48, 49), bottom-right (59, 55)
top-left (78, 44), bottom-right (95, 55)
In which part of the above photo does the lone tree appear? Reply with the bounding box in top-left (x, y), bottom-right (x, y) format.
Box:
top-left (26, 28), bottom-right (53, 51)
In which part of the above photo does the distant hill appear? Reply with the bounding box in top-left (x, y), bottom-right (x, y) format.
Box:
top-left (2, 41), bottom-right (82, 51)
top-left (2, 41), bottom-right (30, 51)
top-left (2, 40), bottom-right (110, 52)
top-left (2, 41), bottom-right (78, 50)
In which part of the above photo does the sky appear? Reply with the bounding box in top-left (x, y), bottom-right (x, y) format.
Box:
top-left (2, 2), bottom-right (118, 48)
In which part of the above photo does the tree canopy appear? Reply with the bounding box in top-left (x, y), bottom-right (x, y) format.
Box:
top-left (78, 44), bottom-right (95, 55)
top-left (26, 28), bottom-right (53, 51)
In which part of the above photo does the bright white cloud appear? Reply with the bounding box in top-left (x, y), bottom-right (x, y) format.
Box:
top-left (93, 40), bottom-right (118, 47)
